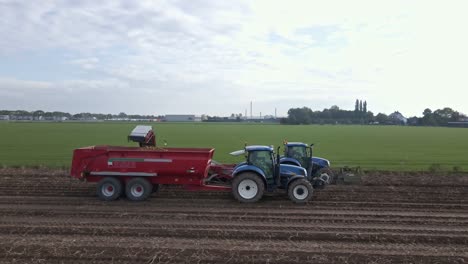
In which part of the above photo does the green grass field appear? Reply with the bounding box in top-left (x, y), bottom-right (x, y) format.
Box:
top-left (0, 122), bottom-right (467, 171)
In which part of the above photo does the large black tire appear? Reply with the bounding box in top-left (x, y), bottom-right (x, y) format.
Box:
top-left (97, 177), bottom-right (123, 201)
top-left (232, 172), bottom-right (265, 203)
top-left (288, 178), bottom-right (314, 204)
top-left (315, 167), bottom-right (335, 185)
top-left (125, 178), bottom-right (153, 201)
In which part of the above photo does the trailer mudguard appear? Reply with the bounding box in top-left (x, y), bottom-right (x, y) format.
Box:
top-left (279, 157), bottom-right (301, 167)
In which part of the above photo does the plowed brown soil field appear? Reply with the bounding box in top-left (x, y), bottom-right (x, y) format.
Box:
top-left (1, 169), bottom-right (467, 263)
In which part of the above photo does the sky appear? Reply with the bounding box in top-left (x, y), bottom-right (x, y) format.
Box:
top-left (0, 0), bottom-right (467, 117)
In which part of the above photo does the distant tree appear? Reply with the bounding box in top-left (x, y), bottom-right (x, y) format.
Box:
top-left (32, 110), bottom-right (45, 117)
top-left (375, 113), bottom-right (389, 124)
top-left (451, 111), bottom-right (464, 122)
top-left (434, 107), bottom-right (455, 119)
top-left (364, 111), bottom-right (374, 122)
top-left (423, 108), bottom-right (432, 116)
top-left (287, 107), bottom-right (313, 124)
top-left (407, 116), bottom-right (419, 126)
top-left (118, 112), bottom-right (127, 118)
top-left (355, 99), bottom-right (359, 112)
top-left (363, 101), bottom-right (367, 113)
top-left (330, 105), bottom-right (340, 111)
top-left (359, 100), bottom-right (363, 112)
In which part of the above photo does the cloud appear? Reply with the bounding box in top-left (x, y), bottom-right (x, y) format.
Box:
top-left (69, 57), bottom-right (100, 70)
top-left (0, 0), bottom-right (467, 116)
top-left (0, 77), bottom-right (51, 90)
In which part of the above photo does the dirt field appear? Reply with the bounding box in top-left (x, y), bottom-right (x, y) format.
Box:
top-left (0, 169), bottom-right (467, 263)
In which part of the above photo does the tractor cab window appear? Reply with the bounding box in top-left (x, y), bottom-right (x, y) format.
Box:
top-left (287, 146), bottom-right (308, 168)
top-left (248, 150), bottom-right (274, 182)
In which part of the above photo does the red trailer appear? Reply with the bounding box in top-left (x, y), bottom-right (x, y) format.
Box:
top-left (71, 145), bottom-right (232, 201)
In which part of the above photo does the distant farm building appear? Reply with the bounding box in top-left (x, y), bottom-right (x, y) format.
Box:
top-left (0, 115), bottom-right (10, 120)
top-left (447, 122), bottom-right (468, 128)
top-left (389, 111), bottom-right (407, 124)
top-left (164, 115), bottom-right (201, 122)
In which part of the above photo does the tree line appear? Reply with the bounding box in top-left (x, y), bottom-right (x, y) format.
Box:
top-left (0, 110), bottom-right (162, 120)
top-left (408, 108), bottom-right (466, 126)
top-left (283, 100), bottom-right (466, 127)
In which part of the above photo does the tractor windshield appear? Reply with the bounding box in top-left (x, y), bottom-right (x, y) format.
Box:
top-left (287, 146), bottom-right (308, 168)
top-left (248, 150), bottom-right (274, 184)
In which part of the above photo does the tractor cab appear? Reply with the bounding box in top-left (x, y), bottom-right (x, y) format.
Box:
top-left (246, 146), bottom-right (276, 184)
top-left (230, 145), bottom-right (314, 203)
top-left (281, 142), bottom-right (333, 188)
top-left (284, 142), bottom-right (311, 168)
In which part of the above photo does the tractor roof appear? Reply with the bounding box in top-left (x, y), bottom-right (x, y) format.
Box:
top-left (285, 142), bottom-right (308, 147)
top-left (229, 145), bottom-right (273, 156)
top-left (245, 145), bottom-right (274, 152)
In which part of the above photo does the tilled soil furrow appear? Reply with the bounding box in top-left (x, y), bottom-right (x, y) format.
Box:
top-left (2, 248), bottom-right (466, 264)
top-left (3, 212), bottom-right (467, 227)
top-left (2, 216), bottom-right (467, 233)
top-left (1, 221), bottom-right (467, 238)
top-left (2, 195), bottom-right (468, 212)
top-left (2, 203), bottom-right (468, 218)
top-left (1, 224), bottom-right (468, 244)
top-left (1, 235), bottom-right (468, 264)
top-left (1, 189), bottom-right (467, 205)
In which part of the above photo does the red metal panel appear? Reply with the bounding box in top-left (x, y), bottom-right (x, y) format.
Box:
top-left (70, 146), bottom-right (219, 187)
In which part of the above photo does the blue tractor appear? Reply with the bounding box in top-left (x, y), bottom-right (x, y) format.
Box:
top-left (280, 142), bottom-right (334, 188)
top-left (230, 145), bottom-right (314, 203)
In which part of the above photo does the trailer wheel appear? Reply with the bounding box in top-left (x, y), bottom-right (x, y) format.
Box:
top-left (288, 178), bottom-right (313, 204)
top-left (125, 178), bottom-right (152, 201)
top-left (97, 177), bottom-right (122, 201)
top-left (232, 173), bottom-right (264, 203)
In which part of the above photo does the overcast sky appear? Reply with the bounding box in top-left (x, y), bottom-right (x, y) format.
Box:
top-left (0, 1), bottom-right (467, 117)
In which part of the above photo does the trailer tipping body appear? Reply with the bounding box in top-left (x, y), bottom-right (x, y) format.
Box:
top-left (71, 145), bottom-right (230, 191)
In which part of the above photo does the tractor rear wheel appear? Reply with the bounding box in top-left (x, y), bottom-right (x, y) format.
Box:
top-left (232, 173), bottom-right (265, 203)
top-left (125, 178), bottom-right (152, 201)
top-left (288, 178), bottom-right (313, 204)
top-left (97, 177), bottom-right (122, 201)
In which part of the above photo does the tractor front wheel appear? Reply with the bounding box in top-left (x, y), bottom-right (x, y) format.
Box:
top-left (232, 173), bottom-right (265, 203)
top-left (288, 178), bottom-right (313, 204)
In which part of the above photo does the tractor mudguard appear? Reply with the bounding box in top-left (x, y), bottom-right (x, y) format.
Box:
top-left (279, 157), bottom-right (301, 167)
top-left (233, 161), bottom-right (247, 170)
top-left (286, 175), bottom-right (308, 189)
top-left (232, 164), bottom-right (268, 185)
